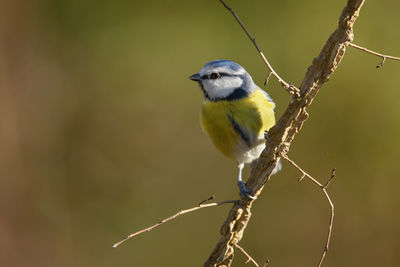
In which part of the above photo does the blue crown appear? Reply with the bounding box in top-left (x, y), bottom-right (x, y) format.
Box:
top-left (203, 60), bottom-right (244, 72)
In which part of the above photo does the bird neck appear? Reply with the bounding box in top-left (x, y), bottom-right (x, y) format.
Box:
top-left (211, 88), bottom-right (249, 101)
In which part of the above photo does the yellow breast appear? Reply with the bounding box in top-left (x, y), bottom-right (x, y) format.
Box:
top-left (200, 89), bottom-right (276, 162)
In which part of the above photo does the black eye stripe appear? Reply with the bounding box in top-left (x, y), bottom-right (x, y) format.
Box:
top-left (210, 73), bottom-right (219, 79)
top-left (201, 73), bottom-right (236, 80)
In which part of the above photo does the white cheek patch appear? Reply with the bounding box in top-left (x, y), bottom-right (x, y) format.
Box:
top-left (203, 76), bottom-right (243, 99)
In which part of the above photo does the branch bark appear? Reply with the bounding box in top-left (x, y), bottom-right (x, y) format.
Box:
top-left (204, 0), bottom-right (365, 266)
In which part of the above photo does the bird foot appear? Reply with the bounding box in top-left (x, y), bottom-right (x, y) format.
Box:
top-left (264, 130), bottom-right (269, 140)
top-left (238, 181), bottom-right (257, 200)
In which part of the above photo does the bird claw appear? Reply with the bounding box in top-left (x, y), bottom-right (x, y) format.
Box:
top-left (264, 130), bottom-right (269, 140)
top-left (238, 181), bottom-right (257, 200)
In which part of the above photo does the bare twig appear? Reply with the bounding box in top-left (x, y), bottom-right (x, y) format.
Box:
top-left (298, 173), bottom-right (306, 182)
top-left (218, 0), bottom-right (300, 97)
top-left (112, 199), bottom-right (238, 248)
top-left (234, 244), bottom-right (261, 266)
top-left (281, 154), bottom-right (335, 267)
top-left (323, 168), bottom-right (336, 189)
top-left (282, 155), bottom-right (324, 187)
top-left (199, 195), bottom-right (215, 206)
top-left (233, 243), bottom-right (270, 267)
top-left (346, 42), bottom-right (400, 68)
top-left (264, 72), bottom-right (272, 86)
top-left (377, 56), bottom-right (386, 68)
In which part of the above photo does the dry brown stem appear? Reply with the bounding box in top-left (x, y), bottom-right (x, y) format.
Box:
top-left (112, 198), bottom-right (238, 248)
top-left (218, 0), bottom-right (300, 97)
top-left (204, 0), bottom-right (365, 266)
top-left (233, 243), bottom-right (266, 267)
top-left (346, 42), bottom-right (400, 68)
top-left (281, 154), bottom-right (335, 267)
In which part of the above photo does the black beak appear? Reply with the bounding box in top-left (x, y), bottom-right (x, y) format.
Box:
top-left (189, 73), bottom-right (201, 82)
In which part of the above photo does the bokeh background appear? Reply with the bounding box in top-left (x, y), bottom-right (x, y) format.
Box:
top-left (1, 0), bottom-right (399, 266)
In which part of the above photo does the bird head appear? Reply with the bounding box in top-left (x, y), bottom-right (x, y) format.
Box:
top-left (189, 60), bottom-right (255, 101)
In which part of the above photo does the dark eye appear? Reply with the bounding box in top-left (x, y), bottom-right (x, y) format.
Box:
top-left (210, 73), bottom-right (220, 79)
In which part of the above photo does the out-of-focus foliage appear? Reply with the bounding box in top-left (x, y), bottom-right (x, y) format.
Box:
top-left (1, 0), bottom-right (399, 266)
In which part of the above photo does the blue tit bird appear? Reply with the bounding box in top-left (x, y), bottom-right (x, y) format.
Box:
top-left (189, 59), bottom-right (281, 199)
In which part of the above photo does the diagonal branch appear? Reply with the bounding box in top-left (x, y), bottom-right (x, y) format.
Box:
top-left (281, 154), bottom-right (335, 267)
top-left (205, 1), bottom-right (365, 266)
top-left (346, 42), bottom-right (400, 68)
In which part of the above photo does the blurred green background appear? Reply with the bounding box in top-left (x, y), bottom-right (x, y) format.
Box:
top-left (1, 0), bottom-right (399, 266)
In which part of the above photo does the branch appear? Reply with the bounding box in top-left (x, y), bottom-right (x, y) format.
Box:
top-left (281, 155), bottom-right (335, 267)
top-left (346, 42), bottom-right (400, 68)
top-left (112, 198), bottom-right (238, 248)
top-left (205, 1), bottom-right (365, 266)
top-left (218, 0), bottom-right (300, 97)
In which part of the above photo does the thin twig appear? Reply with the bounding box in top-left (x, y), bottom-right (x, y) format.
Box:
top-left (323, 168), bottom-right (336, 189)
top-left (218, 0), bottom-right (300, 97)
top-left (234, 243), bottom-right (269, 267)
top-left (281, 154), bottom-right (335, 267)
top-left (346, 42), bottom-right (400, 68)
top-left (199, 195), bottom-right (215, 206)
top-left (298, 173), bottom-right (306, 182)
top-left (112, 199), bottom-right (238, 248)
top-left (264, 72), bottom-right (272, 86)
